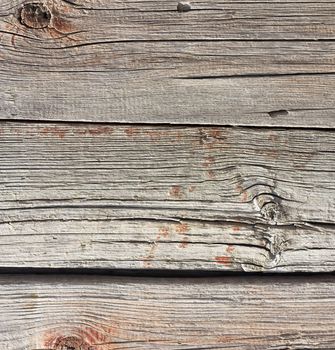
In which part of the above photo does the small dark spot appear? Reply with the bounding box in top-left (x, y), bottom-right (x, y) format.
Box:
top-left (268, 110), bottom-right (289, 118)
top-left (177, 2), bottom-right (192, 12)
top-left (19, 3), bottom-right (51, 29)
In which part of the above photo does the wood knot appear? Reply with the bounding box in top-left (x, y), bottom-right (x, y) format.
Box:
top-left (261, 202), bottom-right (283, 224)
top-left (19, 2), bottom-right (51, 29)
top-left (177, 2), bottom-right (192, 12)
top-left (53, 336), bottom-right (93, 350)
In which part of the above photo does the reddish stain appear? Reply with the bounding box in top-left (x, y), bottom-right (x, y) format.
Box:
top-left (52, 16), bottom-right (74, 33)
top-left (74, 126), bottom-right (114, 136)
top-left (207, 169), bottom-right (216, 179)
top-left (43, 324), bottom-right (118, 350)
top-left (179, 237), bottom-right (189, 249)
top-left (175, 223), bottom-right (190, 234)
top-left (217, 335), bottom-right (234, 343)
top-left (159, 227), bottom-right (170, 238)
top-left (188, 185), bottom-right (196, 193)
top-left (146, 130), bottom-right (162, 141)
top-left (209, 128), bottom-right (222, 139)
top-left (175, 130), bottom-right (182, 142)
top-left (215, 256), bottom-right (231, 265)
top-left (169, 185), bottom-right (183, 199)
top-left (11, 31), bottom-right (16, 47)
top-left (143, 226), bottom-right (170, 267)
top-left (203, 156), bottom-right (215, 167)
top-left (236, 184), bottom-right (248, 202)
top-left (226, 245), bottom-right (235, 253)
top-left (92, 127), bottom-right (113, 136)
top-left (125, 127), bottom-right (139, 137)
top-left (41, 127), bottom-right (68, 139)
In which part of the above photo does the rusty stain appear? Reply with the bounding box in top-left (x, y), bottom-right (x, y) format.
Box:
top-left (146, 130), bottom-right (162, 141)
top-left (43, 324), bottom-right (118, 350)
top-left (198, 128), bottom-right (226, 149)
top-left (124, 127), bottom-right (139, 137)
top-left (209, 128), bottom-right (222, 139)
top-left (169, 185), bottom-right (184, 199)
top-left (75, 126), bottom-right (114, 136)
top-left (175, 130), bottom-right (182, 142)
top-left (215, 256), bottom-right (231, 265)
top-left (236, 184), bottom-right (248, 202)
top-left (143, 226), bottom-right (170, 267)
top-left (175, 223), bottom-right (190, 234)
top-left (11, 30), bottom-right (16, 47)
top-left (207, 169), bottom-right (216, 179)
top-left (178, 237), bottom-right (189, 249)
top-left (217, 335), bottom-right (234, 343)
top-left (159, 227), bottom-right (170, 238)
top-left (41, 126), bottom-right (68, 139)
top-left (52, 15), bottom-right (74, 33)
top-left (87, 127), bottom-right (114, 136)
top-left (226, 245), bottom-right (235, 253)
top-left (188, 185), bottom-right (196, 192)
top-left (203, 156), bottom-right (215, 167)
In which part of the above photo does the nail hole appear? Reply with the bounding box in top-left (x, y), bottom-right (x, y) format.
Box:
top-left (177, 2), bottom-right (192, 12)
top-left (19, 2), bottom-right (51, 29)
top-left (268, 110), bottom-right (289, 118)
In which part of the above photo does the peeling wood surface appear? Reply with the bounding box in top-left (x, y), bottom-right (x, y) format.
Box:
top-left (0, 274), bottom-right (334, 350)
top-left (0, 0), bottom-right (335, 126)
top-left (0, 122), bottom-right (334, 272)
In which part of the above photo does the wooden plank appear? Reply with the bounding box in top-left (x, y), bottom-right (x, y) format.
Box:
top-left (0, 122), bottom-right (334, 272)
top-left (0, 0), bottom-right (335, 126)
top-left (0, 274), bottom-right (334, 350)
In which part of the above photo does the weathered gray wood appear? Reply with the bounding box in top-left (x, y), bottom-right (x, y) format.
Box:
top-left (0, 122), bottom-right (334, 272)
top-left (0, 0), bottom-right (335, 126)
top-left (0, 275), bottom-right (334, 350)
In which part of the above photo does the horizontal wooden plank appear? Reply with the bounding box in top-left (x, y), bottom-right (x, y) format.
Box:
top-left (1, 275), bottom-right (334, 350)
top-left (0, 0), bottom-right (335, 126)
top-left (0, 122), bottom-right (334, 272)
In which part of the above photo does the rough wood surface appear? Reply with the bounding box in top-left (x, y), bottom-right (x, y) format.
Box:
top-left (1, 122), bottom-right (334, 272)
top-left (0, 0), bottom-right (335, 126)
top-left (0, 274), bottom-right (334, 350)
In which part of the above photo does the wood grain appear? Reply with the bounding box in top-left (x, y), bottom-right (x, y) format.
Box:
top-left (0, 274), bottom-right (334, 350)
top-left (0, 0), bottom-right (335, 126)
top-left (0, 122), bottom-right (334, 272)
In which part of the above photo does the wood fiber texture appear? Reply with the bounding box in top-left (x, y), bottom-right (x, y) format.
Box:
top-left (0, 0), bottom-right (335, 126)
top-left (0, 274), bottom-right (334, 350)
top-left (0, 122), bottom-right (334, 272)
